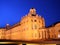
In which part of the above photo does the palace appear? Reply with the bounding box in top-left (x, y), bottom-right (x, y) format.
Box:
top-left (0, 8), bottom-right (60, 41)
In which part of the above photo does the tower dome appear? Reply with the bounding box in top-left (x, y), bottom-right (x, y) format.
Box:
top-left (20, 8), bottom-right (45, 30)
top-left (29, 8), bottom-right (36, 15)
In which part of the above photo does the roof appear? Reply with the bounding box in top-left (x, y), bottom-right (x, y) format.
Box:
top-left (46, 21), bottom-right (60, 28)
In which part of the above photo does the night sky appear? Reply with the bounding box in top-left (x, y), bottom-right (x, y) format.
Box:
top-left (0, 0), bottom-right (60, 27)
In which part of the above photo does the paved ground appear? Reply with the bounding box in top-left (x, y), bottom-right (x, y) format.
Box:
top-left (0, 39), bottom-right (60, 44)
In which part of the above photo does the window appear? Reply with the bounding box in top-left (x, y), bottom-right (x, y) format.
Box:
top-left (31, 19), bottom-right (37, 22)
top-left (27, 20), bottom-right (28, 22)
top-left (35, 25), bottom-right (37, 29)
top-left (59, 30), bottom-right (60, 32)
top-left (35, 33), bottom-right (37, 37)
top-left (39, 28), bottom-right (41, 29)
top-left (58, 30), bottom-right (60, 38)
top-left (31, 20), bottom-right (33, 22)
top-left (24, 21), bottom-right (25, 23)
top-left (39, 21), bottom-right (40, 22)
top-left (24, 28), bottom-right (25, 31)
top-left (34, 20), bottom-right (37, 22)
top-left (22, 44), bottom-right (26, 45)
top-left (32, 25), bottom-right (37, 29)
top-left (58, 34), bottom-right (60, 38)
top-left (39, 33), bottom-right (40, 37)
top-left (32, 14), bottom-right (36, 16)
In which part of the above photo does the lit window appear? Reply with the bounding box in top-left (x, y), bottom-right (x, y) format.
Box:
top-left (58, 34), bottom-right (60, 38)
top-left (58, 30), bottom-right (60, 38)
top-left (32, 25), bottom-right (37, 29)
top-left (35, 33), bottom-right (37, 37)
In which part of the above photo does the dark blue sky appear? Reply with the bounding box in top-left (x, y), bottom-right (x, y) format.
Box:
top-left (0, 0), bottom-right (60, 27)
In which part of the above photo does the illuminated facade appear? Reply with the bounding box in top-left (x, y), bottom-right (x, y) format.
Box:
top-left (18, 8), bottom-right (48, 40)
top-left (0, 8), bottom-right (60, 41)
top-left (0, 28), bottom-right (6, 39)
top-left (48, 23), bottom-right (60, 39)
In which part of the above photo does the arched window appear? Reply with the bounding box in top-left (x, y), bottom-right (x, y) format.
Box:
top-left (32, 14), bottom-right (36, 16)
top-left (34, 20), bottom-right (37, 22)
top-left (31, 19), bottom-right (37, 22)
top-left (31, 20), bottom-right (33, 22)
top-left (39, 21), bottom-right (40, 23)
top-left (32, 24), bottom-right (37, 29)
top-left (35, 25), bottom-right (37, 29)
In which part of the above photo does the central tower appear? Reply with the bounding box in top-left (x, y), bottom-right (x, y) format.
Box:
top-left (20, 8), bottom-right (46, 41)
top-left (29, 8), bottom-right (36, 16)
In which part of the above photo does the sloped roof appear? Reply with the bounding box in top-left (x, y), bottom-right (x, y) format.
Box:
top-left (46, 21), bottom-right (60, 28)
top-left (7, 22), bottom-right (21, 30)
